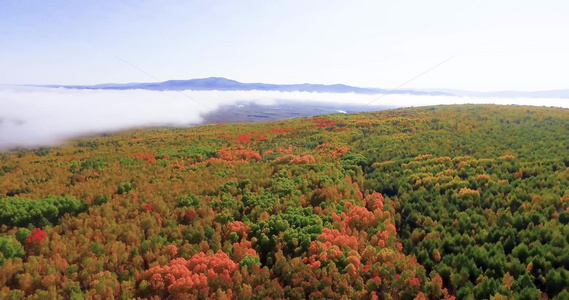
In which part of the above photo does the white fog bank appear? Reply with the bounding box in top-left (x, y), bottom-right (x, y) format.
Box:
top-left (1, 87), bottom-right (568, 149)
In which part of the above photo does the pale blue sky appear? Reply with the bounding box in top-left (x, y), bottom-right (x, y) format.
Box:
top-left (1, 0), bottom-right (568, 91)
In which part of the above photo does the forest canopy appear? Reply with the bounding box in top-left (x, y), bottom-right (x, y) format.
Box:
top-left (0, 104), bottom-right (568, 299)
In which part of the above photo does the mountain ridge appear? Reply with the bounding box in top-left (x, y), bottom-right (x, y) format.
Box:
top-left (34, 77), bottom-right (452, 96)
top-left (21, 77), bottom-right (569, 98)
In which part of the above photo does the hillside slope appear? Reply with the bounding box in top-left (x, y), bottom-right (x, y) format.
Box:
top-left (1, 105), bottom-right (568, 299)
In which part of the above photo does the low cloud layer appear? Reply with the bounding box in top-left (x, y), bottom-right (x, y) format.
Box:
top-left (1, 87), bottom-right (568, 149)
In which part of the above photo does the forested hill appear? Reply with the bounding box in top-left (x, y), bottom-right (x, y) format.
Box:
top-left (1, 104), bottom-right (569, 299)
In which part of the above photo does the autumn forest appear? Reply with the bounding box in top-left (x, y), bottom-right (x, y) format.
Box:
top-left (1, 104), bottom-right (569, 299)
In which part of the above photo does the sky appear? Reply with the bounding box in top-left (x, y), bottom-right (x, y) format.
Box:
top-left (1, 0), bottom-right (569, 91)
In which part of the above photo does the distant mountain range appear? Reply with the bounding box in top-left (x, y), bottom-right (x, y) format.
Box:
top-left (36, 77), bottom-right (450, 96)
top-left (30, 77), bottom-right (569, 98)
